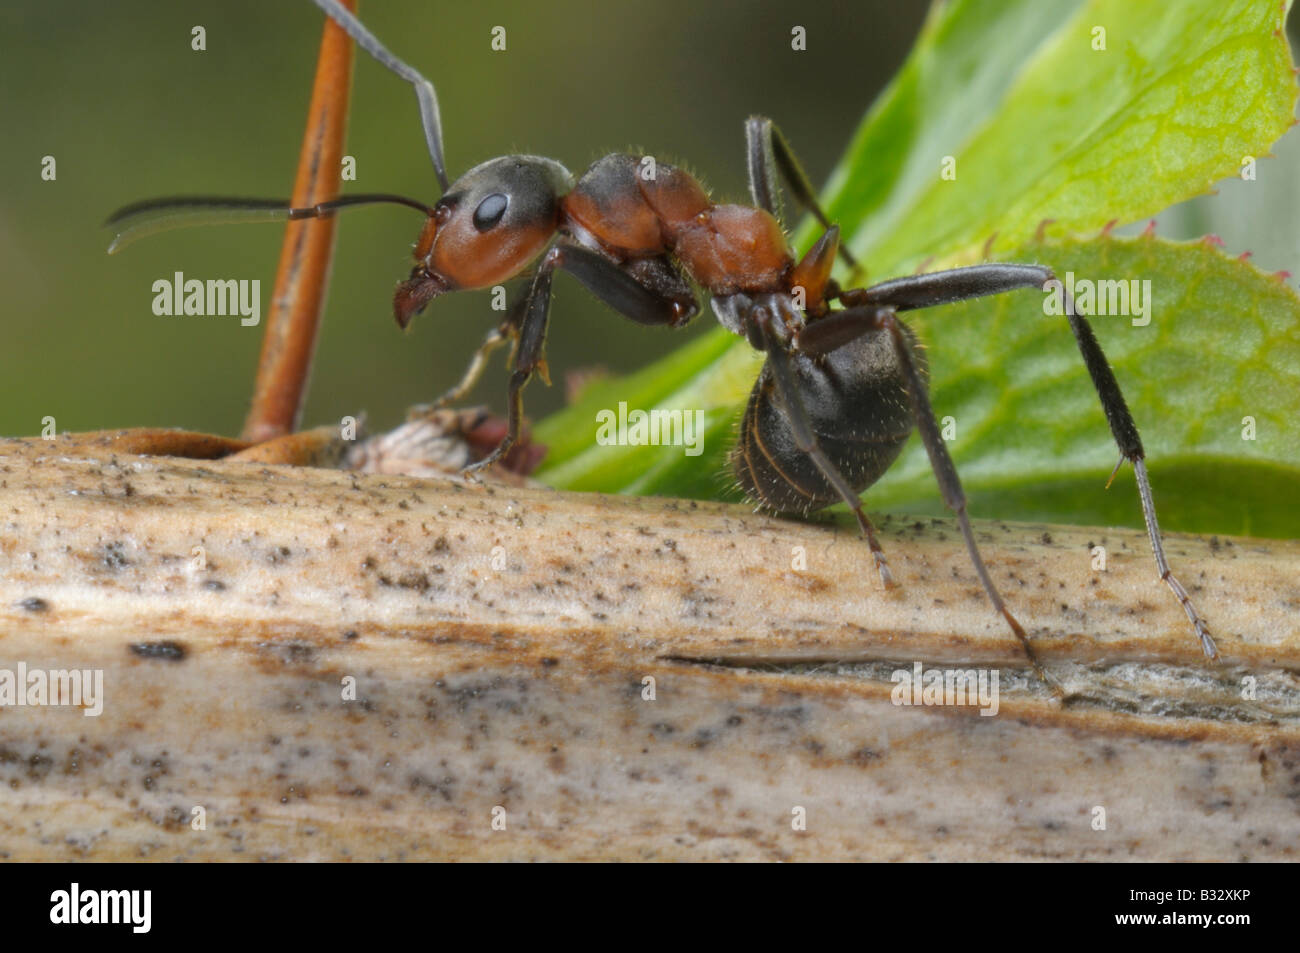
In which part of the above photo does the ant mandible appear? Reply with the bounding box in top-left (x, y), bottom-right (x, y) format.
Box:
top-left (108, 0), bottom-right (1216, 684)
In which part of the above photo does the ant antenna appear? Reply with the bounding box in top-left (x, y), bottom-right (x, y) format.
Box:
top-left (311, 0), bottom-right (450, 193)
top-left (105, 193), bottom-right (434, 254)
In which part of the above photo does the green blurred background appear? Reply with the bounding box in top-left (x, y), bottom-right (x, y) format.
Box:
top-left (0, 0), bottom-right (927, 439)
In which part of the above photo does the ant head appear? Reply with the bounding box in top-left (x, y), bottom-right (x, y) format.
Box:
top-left (394, 155), bottom-right (574, 328)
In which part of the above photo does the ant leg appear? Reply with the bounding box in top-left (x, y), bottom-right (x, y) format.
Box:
top-left (410, 298), bottom-right (526, 418)
top-left (745, 116), bottom-right (860, 276)
top-left (461, 243), bottom-right (698, 474)
top-left (554, 244), bottom-right (698, 327)
top-left (461, 263), bottom-right (555, 476)
top-left (752, 309), bottom-right (894, 588)
top-left (792, 301), bottom-right (1059, 686)
top-left (881, 309), bottom-right (1058, 689)
top-left (408, 326), bottom-right (510, 419)
top-left (843, 263), bottom-right (1216, 658)
top-left (840, 263), bottom-right (1053, 310)
top-left (429, 324), bottom-right (512, 410)
top-left (310, 0), bottom-right (449, 192)
top-left (1058, 285), bottom-right (1217, 658)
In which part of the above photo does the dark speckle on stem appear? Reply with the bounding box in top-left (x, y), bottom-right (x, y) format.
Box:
top-left (129, 641), bottom-right (188, 662)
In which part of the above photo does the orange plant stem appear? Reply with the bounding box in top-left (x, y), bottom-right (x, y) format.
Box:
top-left (242, 0), bottom-right (357, 443)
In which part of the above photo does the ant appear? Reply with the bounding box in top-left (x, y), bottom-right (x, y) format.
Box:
top-left (108, 0), bottom-right (1216, 686)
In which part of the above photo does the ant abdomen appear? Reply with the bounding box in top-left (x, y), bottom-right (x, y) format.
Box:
top-left (733, 324), bottom-right (927, 514)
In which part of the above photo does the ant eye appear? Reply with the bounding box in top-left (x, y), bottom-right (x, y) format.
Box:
top-left (472, 193), bottom-right (509, 231)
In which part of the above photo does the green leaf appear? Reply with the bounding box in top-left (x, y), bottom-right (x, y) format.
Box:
top-left (535, 0), bottom-right (1300, 539)
top-left (850, 0), bottom-right (1298, 274)
top-left (803, 0), bottom-right (1087, 272)
top-left (1116, 56), bottom-right (1300, 277)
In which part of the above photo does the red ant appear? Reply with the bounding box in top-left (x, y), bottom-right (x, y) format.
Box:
top-left (108, 0), bottom-right (1216, 686)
